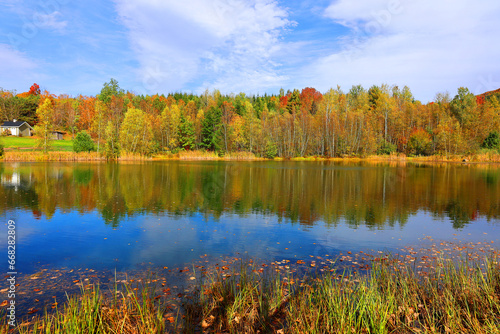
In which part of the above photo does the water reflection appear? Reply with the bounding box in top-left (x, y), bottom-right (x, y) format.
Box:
top-left (1, 161), bottom-right (498, 228)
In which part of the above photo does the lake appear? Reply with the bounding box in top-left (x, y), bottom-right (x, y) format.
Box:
top-left (1, 160), bottom-right (499, 277)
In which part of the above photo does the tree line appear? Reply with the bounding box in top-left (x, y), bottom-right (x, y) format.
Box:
top-left (1, 80), bottom-right (499, 157)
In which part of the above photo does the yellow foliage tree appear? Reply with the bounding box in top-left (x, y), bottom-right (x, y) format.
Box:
top-left (35, 98), bottom-right (54, 153)
top-left (92, 100), bottom-right (107, 153)
top-left (119, 107), bottom-right (153, 155)
top-left (161, 104), bottom-right (180, 151)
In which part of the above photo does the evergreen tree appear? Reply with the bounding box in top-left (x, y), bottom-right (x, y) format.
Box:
top-left (73, 131), bottom-right (95, 152)
top-left (178, 113), bottom-right (196, 150)
top-left (286, 89), bottom-right (301, 113)
top-left (98, 78), bottom-right (125, 104)
top-left (200, 105), bottom-right (222, 150)
top-left (481, 131), bottom-right (500, 149)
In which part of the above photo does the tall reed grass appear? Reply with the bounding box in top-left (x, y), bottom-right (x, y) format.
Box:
top-left (1, 259), bottom-right (500, 334)
top-left (4, 151), bottom-right (104, 162)
top-left (184, 257), bottom-right (500, 333)
top-left (1, 257), bottom-right (500, 333)
top-left (1, 279), bottom-right (168, 334)
top-left (3, 149), bottom-right (500, 163)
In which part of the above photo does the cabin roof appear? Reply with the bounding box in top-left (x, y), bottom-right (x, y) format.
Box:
top-left (1, 121), bottom-right (26, 127)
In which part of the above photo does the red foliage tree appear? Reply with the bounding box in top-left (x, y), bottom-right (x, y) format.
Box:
top-left (300, 87), bottom-right (323, 114)
top-left (29, 83), bottom-right (41, 96)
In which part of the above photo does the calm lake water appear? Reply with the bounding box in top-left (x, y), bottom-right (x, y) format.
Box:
top-left (1, 161), bottom-right (500, 275)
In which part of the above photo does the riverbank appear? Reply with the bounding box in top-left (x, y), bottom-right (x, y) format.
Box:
top-left (3, 149), bottom-right (500, 163)
top-left (3, 242), bottom-right (499, 333)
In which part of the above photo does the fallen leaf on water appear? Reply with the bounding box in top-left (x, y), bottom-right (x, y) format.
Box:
top-left (28, 308), bottom-right (39, 314)
top-left (0, 300), bottom-right (8, 307)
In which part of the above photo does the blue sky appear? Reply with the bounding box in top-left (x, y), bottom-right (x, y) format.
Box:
top-left (1, 0), bottom-right (499, 102)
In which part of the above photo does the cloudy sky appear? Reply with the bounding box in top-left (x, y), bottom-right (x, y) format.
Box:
top-left (1, 0), bottom-right (499, 102)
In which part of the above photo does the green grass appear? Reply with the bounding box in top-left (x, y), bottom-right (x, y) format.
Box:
top-left (186, 257), bottom-right (500, 333)
top-left (1, 279), bottom-right (168, 334)
top-left (0, 137), bottom-right (73, 151)
top-left (5, 255), bottom-right (500, 333)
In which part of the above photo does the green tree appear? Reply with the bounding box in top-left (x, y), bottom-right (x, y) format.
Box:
top-left (35, 98), bottom-right (54, 153)
top-left (264, 140), bottom-right (278, 159)
top-left (98, 78), bottom-right (124, 104)
top-left (377, 140), bottom-right (397, 155)
top-left (73, 131), bottom-right (95, 152)
top-left (286, 89), bottom-right (301, 113)
top-left (178, 113), bottom-right (196, 150)
top-left (200, 105), bottom-right (222, 151)
top-left (450, 87), bottom-right (477, 126)
top-left (481, 131), bottom-right (500, 150)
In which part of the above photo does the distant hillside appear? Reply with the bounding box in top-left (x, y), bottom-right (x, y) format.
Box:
top-left (476, 88), bottom-right (500, 104)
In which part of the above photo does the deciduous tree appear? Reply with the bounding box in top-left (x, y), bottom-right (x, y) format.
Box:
top-left (119, 107), bottom-right (153, 155)
top-left (35, 98), bottom-right (54, 153)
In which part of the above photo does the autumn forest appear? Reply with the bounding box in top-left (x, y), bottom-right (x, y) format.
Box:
top-left (1, 80), bottom-right (500, 158)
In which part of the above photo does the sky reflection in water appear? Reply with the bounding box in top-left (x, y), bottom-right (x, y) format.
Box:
top-left (1, 161), bottom-right (499, 274)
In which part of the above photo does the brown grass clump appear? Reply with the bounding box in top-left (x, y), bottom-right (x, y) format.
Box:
top-left (4, 151), bottom-right (104, 162)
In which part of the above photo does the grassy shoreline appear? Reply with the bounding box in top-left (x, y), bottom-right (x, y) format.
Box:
top-left (3, 149), bottom-right (500, 163)
top-left (2, 136), bottom-right (500, 162)
top-left (3, 250), bottom-right (500, 333)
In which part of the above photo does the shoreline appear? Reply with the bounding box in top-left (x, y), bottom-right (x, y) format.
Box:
top-left (3, 150), bottom-right (500, 163)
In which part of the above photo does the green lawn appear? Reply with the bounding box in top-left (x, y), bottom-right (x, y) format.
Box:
top-left (1, 136), bottom-right (74, 151)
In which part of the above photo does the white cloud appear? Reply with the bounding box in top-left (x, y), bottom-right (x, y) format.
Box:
top-left (0, 44), bottom-right (39, 91)
top-left (114, 0), bottom-right (292, 94)
top-left (301, 0), bottom-right (500, 101)
top-left (33, 11), bottom-right (68, 32)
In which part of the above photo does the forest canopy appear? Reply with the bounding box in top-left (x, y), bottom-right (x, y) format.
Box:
top-left (1, 81), bottom-right (499, 158)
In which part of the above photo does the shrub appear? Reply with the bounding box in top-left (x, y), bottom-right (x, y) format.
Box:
top-left (481, 131), bottom-right (500, 150)
top-left (407, 129), bottom-right (432, 156)
top-left (73, 131), bottom-right (95, 153)
top-left (264, 141), bottom-right (278, 159)
top-left (376, 140), bottom-right (397, 155)
top-left (0, 142), bottom-right (4, 158)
